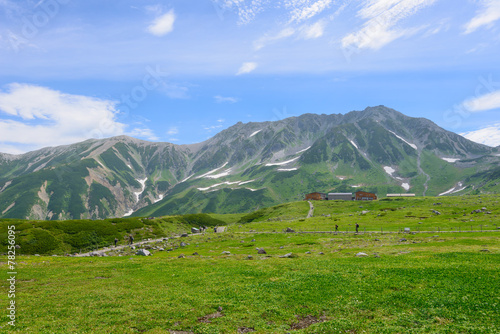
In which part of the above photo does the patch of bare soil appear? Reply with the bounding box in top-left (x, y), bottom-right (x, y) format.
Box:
top-left (289, 314), bottom-right (327, 330)
top-left (198, 311), bottom-right (224, 323)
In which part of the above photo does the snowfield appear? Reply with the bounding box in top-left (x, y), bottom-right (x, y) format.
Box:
top-left (388, 130), bottom-right (417, 150)
top-left (384, 166), bottom-right (395, 176)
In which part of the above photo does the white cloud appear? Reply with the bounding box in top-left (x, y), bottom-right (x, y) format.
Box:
top-left (288, 0), bottom-right (334, 23)
top-left (463, 90), bottom-right (500, 112)
top-left (464, 0), bottom-right (500, 34)
top-left (0, 83), bottom-right (125, 153)
top-left (342, 0), bottom-right (437, 51)
top-left (299, 20), bottom-right (326, 39)
top-left (217, 119), bottom-right (225, 123)
top-left (461, 123), bottom-right (500, 147)
top-left (236, 62), bottom-right (258, 75)
top-left (254, 27), bottom-right (295, 50)
top-left (147, 9), bottom-right (175, 36)
top-left (214, 95), bottom-right (239, 103)
top-left (128, 127), bottom-right (159, 141)
top-left (167, 126), bottom-right (179, 135)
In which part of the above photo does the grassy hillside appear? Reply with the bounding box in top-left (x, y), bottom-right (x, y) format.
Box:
top-left (0, 214), bottom-right (225, 255)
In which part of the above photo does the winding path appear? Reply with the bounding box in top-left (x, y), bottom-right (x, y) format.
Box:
top-left (307, 201), bottom-right (314, 218)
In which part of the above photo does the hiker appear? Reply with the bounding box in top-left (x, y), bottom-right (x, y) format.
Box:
top-left (129, 235), bottom-right (134, 245)
top-left (114, 238), bottom-right (118, 247)
top-left (214, 226), bottom-right (217, 233)
top-left (335, 224), bottom-right (338, 232)
top-left (355, 223), bottom-right (359, 233)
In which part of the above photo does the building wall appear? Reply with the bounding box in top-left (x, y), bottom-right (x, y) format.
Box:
top-left (305, 192), bottom-right (326, 200)
top-left (328, 193), bottom-right (353, 201)
top-left (355, 191), bottom-right (377, 200)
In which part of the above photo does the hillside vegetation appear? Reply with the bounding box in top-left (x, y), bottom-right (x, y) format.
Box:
top-left (0, 214), bottom-right (225, 255)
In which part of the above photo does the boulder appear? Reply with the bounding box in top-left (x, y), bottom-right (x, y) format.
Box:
top-left (246, 255), bottom-right (253, 260)
top-left (279, 253), bottom-right (298, 258)
top-left (285, 227), bottom-right (295, 233)
top-left (355, 252), bottom-right (369, 257)
top-left (257, 248), bottom-right (267, 254)
top-left (180, 242), bottom-right (187, 247)
top-left (399, 238), bottom-right (407, 242)
top-left (221, 251), bottom-right (231, 255)
top-left (136, 249), bottom-right (151, 256)
top-left (181, 233), bottom-right (188, 238)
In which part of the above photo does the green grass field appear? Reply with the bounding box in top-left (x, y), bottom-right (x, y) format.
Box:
top-left (1, 195), bottom-right (499, 333)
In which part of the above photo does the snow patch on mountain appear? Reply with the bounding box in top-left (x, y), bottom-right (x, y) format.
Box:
top-left (249, 129), bottom-right (262, 137)
top-left (181, 175), bottom-right (193, 183)
top-left (197, 180), bottom-right (241, 191)
top-left (265, 156), bottom-right (300, 166)
top-left (277, 168), bottom-right (298, 171)
top-left (238, 180), bottom-right (255, 185)
top-left (295, 146), bottom-right (311, 154)
top-left (134, 178), bottom-right (147, 202)
top-left (197, 162), bottom-right (229, 179)
top-left (349, 140), bottom-right (358, 149)
top-left (205, 169), bottom-right (232, 179)
top-left (384, 166), bottom-right (395, 176)
top-left (442, 158), bottom-right (460, 163)
top-left (388, 130), bottom-right (417, 150)
top-left (439, 182), bottom-right (465, 196)
top-left (154, 194), bottom-right (164, 203)
top-left (401, 183), bottom-right (410, 191)
top-left (123, 209), bottom-right (134, 217)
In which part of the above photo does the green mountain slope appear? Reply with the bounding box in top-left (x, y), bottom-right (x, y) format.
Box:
top-left (1, 106), bottom-right (499, 219)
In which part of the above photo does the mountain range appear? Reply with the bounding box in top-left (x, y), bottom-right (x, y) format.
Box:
top-left (1, 105), bottom-right (499, 220)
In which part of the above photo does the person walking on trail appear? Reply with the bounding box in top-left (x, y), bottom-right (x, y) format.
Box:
top-left (214, 226), bottom-right (217, 233)
top-left (114, 238), bottom-right (118, 247)
top-left (129, 235), bottom-right (134, 245)
top-left (335, 224), bottom-right (338, 232)
top-left (355, 223), bottom-right (359, 233)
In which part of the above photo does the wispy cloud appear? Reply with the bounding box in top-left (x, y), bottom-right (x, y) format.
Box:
top-left (462, 89), bottom-right (500, 112)
top-left (214, 95), bottom-right (239, 103)
top-left (464, 0), bottom-right (500, 34)
top-left (342, 0), bottom-right (437, 51)
top-left (461, 123), bottom-right (500, 147)
top-left (0, 83), bottom-right (125, 153)
top-left (236, 62), bottom-right (258, 75)
top-left (167, 126), bottom-right (179, 135)
top-left (288, 0), bottom-right (334, 23)
top-left (128, 127), bottom-right (159, 141)
top-left (147, 9), bottom-right (176, 36)
top-left (254, 27), bottom-right (295, 50)
top-left (299, 20), bottom-right (326, 39)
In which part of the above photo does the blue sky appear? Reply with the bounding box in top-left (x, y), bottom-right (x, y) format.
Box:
top-left (0, 0), bottom-right (500, 153)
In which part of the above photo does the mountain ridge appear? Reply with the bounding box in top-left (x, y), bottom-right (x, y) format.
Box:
top-left (1, 106), bottom-right (499, 220)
